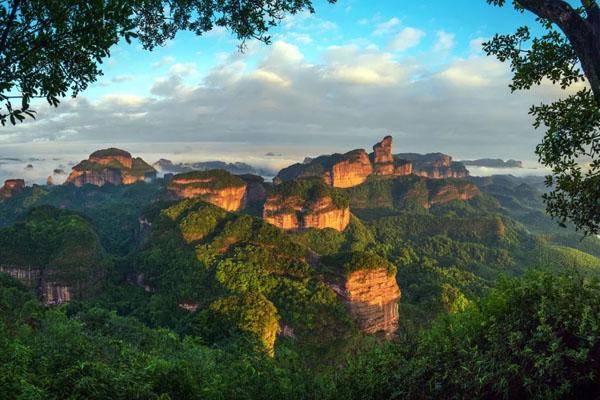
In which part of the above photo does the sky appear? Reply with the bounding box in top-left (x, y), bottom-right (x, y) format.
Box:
top-left (0, 0), bottom-right (586, 183)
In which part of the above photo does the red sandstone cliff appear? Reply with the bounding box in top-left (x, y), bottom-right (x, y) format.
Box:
top-left (167, 170), bottom-right (247, 212)
top-left (0, 179), bottom-right (25, 198)
top-left (325, 150), bottom-right (374, 188)
top-left (325, 253), bottom-right (401, 338)
top-left (66, 148), bottom-right (156, 187)
top-left (429, 182), bottom-right (481, 207)
top-left (263, 180), bottom-right (350, 231)
top-left (342, 268), bottom-right (401, 337)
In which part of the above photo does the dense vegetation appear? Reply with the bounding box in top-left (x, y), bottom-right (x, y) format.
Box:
top-left (1, 172), bottom-right (600, 398)
top-left (268, 178), bottom-right (350, 210)
top-left (169, 169), bottom-right (246, 189)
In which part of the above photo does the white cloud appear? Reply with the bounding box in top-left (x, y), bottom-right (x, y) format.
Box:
top-left (151, 56), bottom-right (175, 68)
top-left (169, 62), bottom-right (198, 76)
top-left (111, 75), bottom-right (135, 83)
top-left (388, 27), bottom-right (425, 52)
top-left (262, 41), bottom-right (304, 66)
top-left (373, 17), bottom-right (401, 36)
top-left (3, 43), bottom-right (571, 163)
top-left (438, 57), bottom-right (508, 87)
top-left (249, 70), bottom-right (291, 87)
top-left (469, 37), bottom-right (488, 54)
top-left (100, 94), bottom-right (148, 107)
top-left (433, 31), bottom-right (455, 52)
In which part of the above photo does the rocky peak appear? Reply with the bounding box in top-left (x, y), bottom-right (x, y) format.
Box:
top-left (372, 135), bottom-right (393, 164)
top-left (66, 148), bottom-right (156, 187)
top-left (0, 178), bottom-right (25, 198)
top-left (167, 169), bottom-right (247, 212)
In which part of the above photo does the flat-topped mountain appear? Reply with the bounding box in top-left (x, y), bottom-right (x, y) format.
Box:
top-left (0, 179), bottom-right (25, 198)
top-left (66, 148), bottom-right (157, 187)
top-left (166, 169), bottom-right (247, 211)
top-left (275, 136), bottom-right (465, 187)
top-left (461, 158), bottom-right (523, 168)
top-left (263, 179), bottom-right (350, 231)
top-left (394, 152), bottom-right (469, 179)
top-left (154, 158), bottom-right (274, 177)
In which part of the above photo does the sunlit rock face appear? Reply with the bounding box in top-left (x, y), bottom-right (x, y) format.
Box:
top-left (300, 197), bottom-right (351, 231)
top-left (263, 180), bottom-right (350, 231)
top-left (324, 253), bottom-right (401, 338)
top-left (343, 268), bottom-right (401, 337)
top-left (326, 150), bottom-right (374, 188)
top-left (274, 136), bottom-right (415, 188)
top-left (429, 182), bottom-right (481, 207)
top-left (0, 179), bottom-right (25, 198)
top-left (66, 148), bottom-right (156, 187)
top-left (371, 136), bottom-right (396, 176)
top-left (167, 169), bottom-right (247, 212)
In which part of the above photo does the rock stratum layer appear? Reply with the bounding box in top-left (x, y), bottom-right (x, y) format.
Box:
top-left (66, 148), bottom-right (157, 187)
top-left (167, 169), bottom-right (247, 212)
top-left (275, 136), bottom-right (464, 188)
top-left (263, 179), bottom-right (350, 231)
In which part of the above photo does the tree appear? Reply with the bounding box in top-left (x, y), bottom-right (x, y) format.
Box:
top-left (485, 0), bottom-right (600, 235)
top-left (0, 0), bottom-right (335, 126)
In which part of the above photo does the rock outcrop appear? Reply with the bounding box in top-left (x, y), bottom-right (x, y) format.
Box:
top-left (323, 252), bottom-right (401, 337)
top-left (326, 150), bottom-right (374, 188)
top-left (429, 182), bottom-right (481, 207)
top-left (276, 149), bottom-right (375, 188)
top-left (66, 148), bottom-right (157, 187)
top-left (239, 174), bottom-right (267, 210)
top-left (343, 268), bottom-right (400, 336)
top-left (0, 179), bottom-right (25, 198)
top-left (0, 264), bottom-right (98, 304)
top-left (263, 179), bottom-right (350, 231)
top-left (167, 169), bottom-right (247, 212)
top-left (274, 136), bottom-right (471, 188)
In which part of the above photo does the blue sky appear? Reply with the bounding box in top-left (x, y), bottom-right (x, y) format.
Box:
top-left (88, 0), bottom-right (541, 98)
top-left (1, 0), bottom-right (582, 183)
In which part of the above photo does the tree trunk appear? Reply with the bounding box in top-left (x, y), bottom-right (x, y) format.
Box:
top-left (519, 0), bottom-right (600, 105)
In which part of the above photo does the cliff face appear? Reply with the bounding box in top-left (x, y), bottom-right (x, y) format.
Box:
top-left (0, 265), bottom-right (95, 305)
top-left (167, 170), bottom-right (247, 212)
top-left (372, 136), bottom-right (394, 164)
top-left (263, 195), bottom-right (350, 231)
top-left (326, 150), bottom-right (374, 188)
top-left (66, 148), bottom-right (156, 187)
top-left (67, 168), bottom-right (124, 187)
top-left (342, 268), bottom-right (400, 337)
top-left (0, 179), bottom-right (25, 198)
top-left (429, 182), bottom-right (481, 207)
top-left (263, 180), bottom-right (350, 231)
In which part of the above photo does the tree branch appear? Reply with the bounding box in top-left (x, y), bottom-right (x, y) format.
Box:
top-left (582, 0), bottom-right (600, 26)
top-left (0, 0), bottom-right (20, 53)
